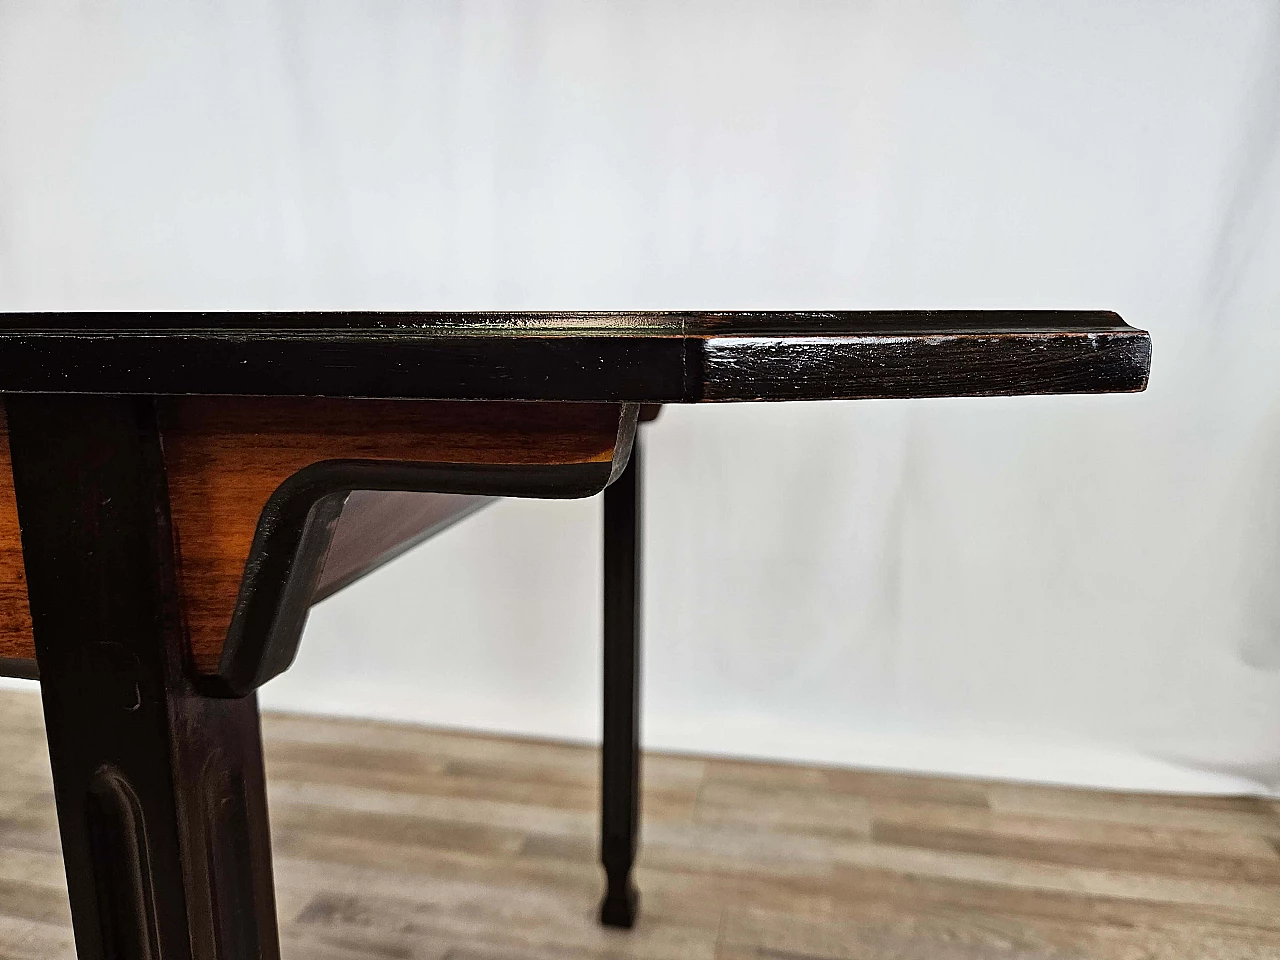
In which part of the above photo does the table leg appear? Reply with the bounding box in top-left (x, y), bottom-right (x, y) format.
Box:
top-left (600, 434), bottom-right (641, 929)
top-left (6, 395), bottom-right (280, 960)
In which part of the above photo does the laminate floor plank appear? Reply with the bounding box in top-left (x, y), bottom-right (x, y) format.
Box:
top-left (0, 914), bottom-right (75, 960)
top-left (989, 785), bottom-right (1280, 836)
top-left (828, 863), bottom-right (1280, 936)
top-left (831, 839), bottom-right (1280, 915)
top-left (868, 799), bottom-right (1280, 861)
top-left (2, 688), bottom-right (1279, 959)
top-left (870, 818), bottom-right (1280, 883)
top-left (695, 780), bottom-right (872, 840)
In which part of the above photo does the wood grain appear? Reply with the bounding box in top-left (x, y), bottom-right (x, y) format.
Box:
top-left (160, 398), bottom-right (629, 676)
top-left (313, 491), bottom-right (494, 603)
top-left (0, 409), bottom-right (31, 669)
top-left (0, 399), bottom-right (630, 677)
top-left (2, 689), bottom-right (1278, 960)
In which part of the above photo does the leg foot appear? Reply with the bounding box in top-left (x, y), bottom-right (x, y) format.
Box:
top-left (598, 869), bottom-right (639, 928)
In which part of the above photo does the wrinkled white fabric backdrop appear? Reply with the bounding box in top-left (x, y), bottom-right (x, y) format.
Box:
top-left (2, 1), bottom-right (1278, 794)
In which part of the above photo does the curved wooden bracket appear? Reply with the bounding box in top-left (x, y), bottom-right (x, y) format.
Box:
top-left (204, 451), bottom-right (636, 698)
top-left (312, 491), bottom-right (495, 604)
top-left (0, 399), bottom-right (638, 690)
top-left (166, 399), bottom-right (638, 697)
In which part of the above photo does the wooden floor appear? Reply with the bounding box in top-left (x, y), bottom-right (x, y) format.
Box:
top-left (3, 689), bottom-right (1280, 959)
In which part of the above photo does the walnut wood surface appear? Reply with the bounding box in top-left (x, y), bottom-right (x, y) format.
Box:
top-left (0, 400), bottom-right (630, 678)
top-left (161, 398), bottom-right (629, 676)
top-left (0, 410), bottom-right (31, 669)
top-left (313, 491), bottom-right (494, 603)
top-left (0, 310), bottom-right (1150, 401)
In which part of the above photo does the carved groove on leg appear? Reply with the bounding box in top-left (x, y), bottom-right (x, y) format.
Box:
top-left (6, 394), bottom-right (281, 960)
top-left (86, 766), bottom-right (161, 960)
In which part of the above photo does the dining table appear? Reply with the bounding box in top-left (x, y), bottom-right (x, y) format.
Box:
top-left (0, 310), bottom-right (1151, 958)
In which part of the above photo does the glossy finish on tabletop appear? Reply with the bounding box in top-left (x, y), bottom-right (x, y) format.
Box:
top-left (0, 310), bottom-right (1150, 401)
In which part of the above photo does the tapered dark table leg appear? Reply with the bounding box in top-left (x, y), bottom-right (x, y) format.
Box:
top-left (6, 395), bottom-right (281, 960)
top-left (599, 434), bottom-right (641, 929)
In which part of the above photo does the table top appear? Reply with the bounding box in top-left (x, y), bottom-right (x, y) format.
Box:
top-left (0, 310), bottom-right (1150, 402)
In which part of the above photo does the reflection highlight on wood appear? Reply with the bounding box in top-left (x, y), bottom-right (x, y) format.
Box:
top-left (0, 310), bottom-right (1152, 402)
top-left (314, 491), bottom-right (494, 604)
top-left (159, 398), bottom-right (629, 675)
top-left (0, 400), bottom-right (629, 676)
top-left (0, 410), bottom-right (31, 669)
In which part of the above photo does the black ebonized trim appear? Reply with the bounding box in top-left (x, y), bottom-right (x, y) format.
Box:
top-left (699, 330), bottom-right (1152, 401)
top-left (600, 435), bottom-right (641, 929)
top-left (0, 311), bottom-right (1150, 401)
top-left (0, 656), bottom-right (37, 680)
top-left (205, 461), bottom-right (612, 697)
top-left (205, 404), bottom-right (639, 698)
top-left (0, 334), bottom-right (688, 402)
top-left (5, 394), bottom-right (280, 960)
top-left (0, 308), bottom-right (1135, 334)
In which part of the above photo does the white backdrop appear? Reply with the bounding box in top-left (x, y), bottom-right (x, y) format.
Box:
top-left (2, 1), bottom-right (1279, 794)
